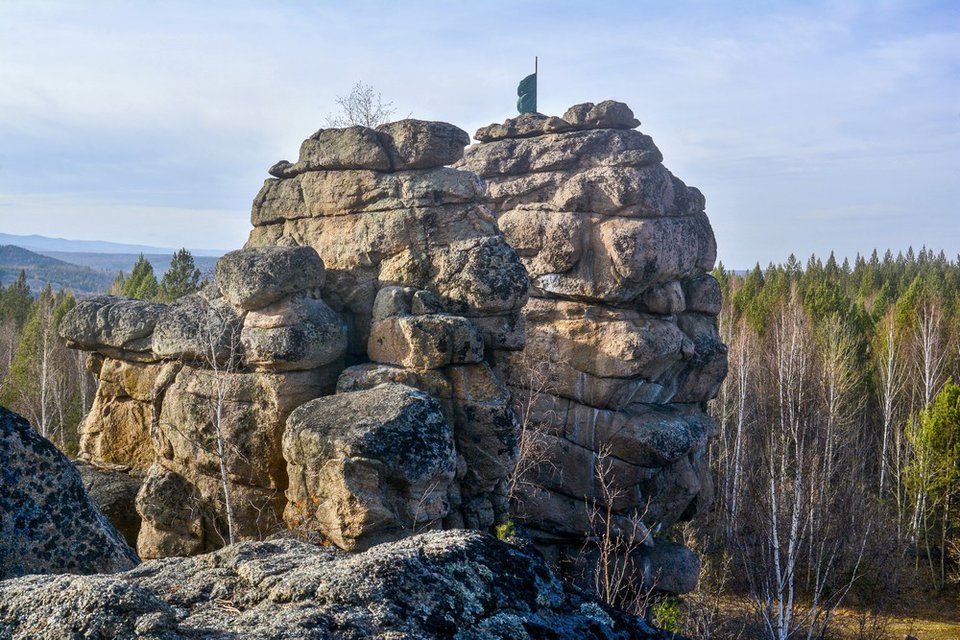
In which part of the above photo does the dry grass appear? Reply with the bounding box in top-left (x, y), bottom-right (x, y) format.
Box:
top-left (878, 618), bottom-right (960, 640)
top-left (832, 604), bottom-right (960, 640)
top-left (693, 594), bottom-right (960, 640)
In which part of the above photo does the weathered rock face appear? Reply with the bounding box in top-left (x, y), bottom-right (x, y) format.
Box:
top-left (247, 121), bottom-right (529, 540)
top-left (0, 406), bottom-right (139, 578)
top-left (457, 101), bottom-right (727, 595)
top-left (283, 383), bottom-right (457, 551)
top-left (215, 245), bottom-right (326, 310)
top-left (60, 296), bottom-right (165, 358)
top-left (62, 120), bottom-right (528, 558)
top-left (246, 121), bottom-right (528, 355)
top-left (75, 460), bottom-right (144, 548)
top-left (60, 246), bottom-right (348, 559)
top-left (59, 105), bottom-right (722, 600)
top-left (0, 530), bottom-right (679, 639)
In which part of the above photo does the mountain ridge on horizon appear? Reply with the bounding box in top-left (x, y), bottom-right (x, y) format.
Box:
top-left (0, 244), bottom-right (114, 295)
top-left (0, 233), bottom-right (225, 257)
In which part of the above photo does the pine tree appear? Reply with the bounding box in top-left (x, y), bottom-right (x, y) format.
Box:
top-left (121, 255), bottom-right (159, 300)
top-left (158, 248), bottom-right (203, 302)
top-left (1, 271), bottom-right (33, 329)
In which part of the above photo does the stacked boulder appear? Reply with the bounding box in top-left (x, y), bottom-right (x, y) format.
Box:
top-left (59, 105), bottom-right (725, 583)
top-left (457, 101), bottom-right (727, 592)
top-left (63, 118), bottom-right (530, 557)
top-left (246, 120), bottom-right (530, 550)
top-left (60, 245), bottom-right (348, 558)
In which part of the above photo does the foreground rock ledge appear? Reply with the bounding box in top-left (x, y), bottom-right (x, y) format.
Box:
top-left (0, 406), bottom-right (139, 579)
top-left (0, 530), bottom-right (678, 640)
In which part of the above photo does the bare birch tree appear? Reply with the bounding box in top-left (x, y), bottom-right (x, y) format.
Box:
top-left (508, 351), bottom-right (559, 507)
top-left (199, 301), bottom-right (242, 546)
top-left (734, 294), bottom-right (871, 640)
top-left (874, 309), bottom-right (905, 501)
top-left (714, 322), bottom-right (753, 542)
top-left (908, 298), bottom-right (949, 565)
top-left (582, 444), bottom-right (656, 618)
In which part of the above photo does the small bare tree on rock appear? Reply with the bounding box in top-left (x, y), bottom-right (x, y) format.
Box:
top-left (327, 81), bottom-right (396, 128)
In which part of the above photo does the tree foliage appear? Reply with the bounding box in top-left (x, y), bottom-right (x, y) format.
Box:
top-left (1, 271), bottom-right (32, 329)
top-left (159, 248), bottom-right (203, 302)
top-left (121, 254), bottom-right (159, 300)
top-left (0, 284), bottom-right (87, 454)
top-left (689, 246), bottom-right (960, 637)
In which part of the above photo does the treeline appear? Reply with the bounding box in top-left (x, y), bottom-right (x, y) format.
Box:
top-left (110, 249), bottom-right (204, 302)
top-left (0, 274), bottom-right (88, 453)
top-left (0, 249), bottom-right (205, 455)
top-left (678, 248), bottom-right (960, 638)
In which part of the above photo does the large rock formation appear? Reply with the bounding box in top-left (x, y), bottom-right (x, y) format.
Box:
top-left (61, 119), bottom-right (530, 557)
top-left (0, 406), bottom-right (139, 578)
top-left (61, 246), bottom-right (348, 558)
top-left (58, 105), bottom-right (725, 601)
top-left (457, 102), bottom-right (727, 594)
top-left (247, 120), bottom-right (528, 355)
top-left (246, 120), bottom-right (530, 541)
top-left (0, 530), bottom-right (678, 639)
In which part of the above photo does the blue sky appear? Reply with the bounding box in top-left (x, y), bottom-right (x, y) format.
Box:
top-left (0, 0), bottom-right (957, 267)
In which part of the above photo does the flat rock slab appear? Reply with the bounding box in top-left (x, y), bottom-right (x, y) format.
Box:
top-left (59, 295), bottom-right (166, 357)
top-left (0, 531), bottom-right (679, 639)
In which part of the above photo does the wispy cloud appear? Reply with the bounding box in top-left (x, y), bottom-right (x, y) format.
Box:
top-left (0, 0), bottom-right (957, 267)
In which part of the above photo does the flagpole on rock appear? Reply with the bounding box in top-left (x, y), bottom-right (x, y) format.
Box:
top-left (516, 59), bottom-right (538, 114)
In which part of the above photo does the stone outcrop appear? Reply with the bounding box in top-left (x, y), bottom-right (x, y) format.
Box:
top-left (246, 121), bottom-right (529, 538)
top-left (457, 101), bottom-right (727, 594)
top-left (60, 246), bottom-right (348, 559)
top-left (0, 406), bottom-right (138, 578)
top-left (62, 119), bottom-right (529, 558)
top-left (59, 105), bottom-right (725, 604)
top-left (0, 530), bottom-right (679, 640)
top-left (246, 120), bottom-right (528, 355)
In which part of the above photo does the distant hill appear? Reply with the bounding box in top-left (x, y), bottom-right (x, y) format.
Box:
top-left (0, 245), bottom-right (114, 295)
top-left (41, 252), bottom-right (220, 279)
top-left (0, 233), bottom-right (225, 257)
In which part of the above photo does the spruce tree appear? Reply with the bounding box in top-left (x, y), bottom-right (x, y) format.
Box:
top-left (121, 255), bottom-right (159, 300)
top-left (159, 248), bottom-right (203, 302)
top-left (109, 270), bottom-right (126, 295)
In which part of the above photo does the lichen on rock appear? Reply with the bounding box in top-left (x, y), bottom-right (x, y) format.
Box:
top-left (0, 406), bottom-right (139, 579)
top-left (0, 530), bottom-right (679, 639)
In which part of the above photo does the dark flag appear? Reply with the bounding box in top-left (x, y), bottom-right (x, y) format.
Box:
top-left (517, 72), bottom-right (537, 114)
